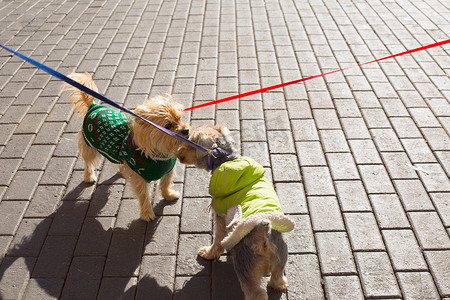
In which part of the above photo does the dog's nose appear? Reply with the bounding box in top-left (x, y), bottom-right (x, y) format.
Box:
top-left (181, 128), bottom-right (190, 137)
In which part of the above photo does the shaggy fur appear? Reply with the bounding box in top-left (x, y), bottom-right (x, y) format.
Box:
top-left (64, 72), bottom-right (190, 221)
top-left (177, 125), bottom-right (290, 300)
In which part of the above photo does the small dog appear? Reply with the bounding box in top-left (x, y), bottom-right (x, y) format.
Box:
top-left (64, 73), bottom-right (190, 221)
top-left (177, 125), bottom-right (295, 300)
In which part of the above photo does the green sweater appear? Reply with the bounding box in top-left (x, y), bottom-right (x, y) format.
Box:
top-left (209, 157), bottom-right (294, 249)
top-left (82, 104), bottom-right (176, 182)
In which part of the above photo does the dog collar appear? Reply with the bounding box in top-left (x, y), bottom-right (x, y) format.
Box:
top-left (207, 148), bottom-right (231, 170)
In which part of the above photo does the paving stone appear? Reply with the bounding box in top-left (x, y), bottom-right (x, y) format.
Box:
top-left (393, 179), bottom-right (435, 211)
top-left (274, 182), bottom-right (308, 214)
top-left (180, 197), bottom-right (212, 233)
top-left (371, 128), bottom-right (404, 151)
top-left (25, 185), bottom-right (65, 218)
top-left (19, 144), bottom-right (55, 170)
top-left (60, 256), bottom-right (105, 300)
top-left (271, 154), bottom-right (301, 182)
top-left (416, 163), bottom-right (450, 192)
top-left (335, 180), bottom-right (372, 212)
top-left (326, 152), bottom-right (359, 180)
top-left (7, 218), bottom-right (51, 257)
top-left (145, 215), bottom-right (180, 255)
top-left (211, 256), bottom-right (244, 300)
top-left (323, 276), bottom-right (364, 300)
top-left (176, 234), bottom-right (211, 276)
top-left (320, 129), bottom-right (350, 152)
top-left (421, 127), bottom-right (450, 151)
top-left (97, 277), bottom-right (137, 300)
top-left (295, 141), bottom-right (327, 166)
top-left (183, 167), bottom-right (213, 198)
top-left (344, 213), bottom-right (385, 251)
top-left (0, 256), bottom-right (36, 300)
top-left (0, 134), bottom-right (34, 159)
top-left (48, 201), bottom-right (89, 236)
top-left (32, 236), bottom-right (77, 278)
top-left (291, 119), bottom-right (320, 141)
top-left (383, 229), bottom-right (427, 271)
top-left (285, 254), bottom-right (324, 299)
top-left (316, 232), bottom-right (356, 275)
top-left (409, 211), bottom-right (450, 249)
top-left (103, 234), bottom-right (145, 277)
top-left (136, 255), bottom-right (176, 300)
top-left (431, 193), bottom-right (450, 227)
top-left (358, 164), bottom-right (396, 194)
top-left (355, 252), bottom-right (401, 298)
top-left (0, 158), bottom-right (21, 186)
top-left (397, 272), bottom-right (440, 300)
top-left (74, 217), bottom-right (115, 256)
top-left (0, 201), bottom-right (28, 235)
top-left (302, 167), bottom-right (335, 196)
top-left (39, 157), bottom-right (76, 185)
top-left (381, 152), bottom-right (418, 179)
top-left (87, 184), bottom-right (124, 217)
top-left (308, 196), bottom-right (345, 231)
top-left (284, 214), bottom-right (315, 254)
top-left (174, 276), bottom-right (211, 300)
top-left (423, 250), bottom-right (450, 297)
top-left (267, 130), bottom-right (295, 154)
top-left (369, 194), bottom-right (410, 228)
top-left (23, 278), bottom-right (65, 300)
top-left (401, 138), bottom-right (437, 163)
top-left (349, 139), bottom-right (383, 164)
top-left (390, 117), bottom-right (423, 138)
top-left (3, 170), bottom-right (43, 200)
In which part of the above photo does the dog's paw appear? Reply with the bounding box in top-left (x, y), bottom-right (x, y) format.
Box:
top-left (163, 190), bottom-right (179, 202)
top-left (84, 172), bottom-right (97, 183)
top-left (140, 209), bottom-right (156, 222)
top-left (198, 246), bottom-right (221, 260)
top-left (268, 275), bottom-right (288, 290)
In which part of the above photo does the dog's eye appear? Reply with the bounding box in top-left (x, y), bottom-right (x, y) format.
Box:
top-left (164, 123), bottom-right (172, 129)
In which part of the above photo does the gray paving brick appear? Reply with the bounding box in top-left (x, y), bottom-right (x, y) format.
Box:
top-left (371, 128), bottom-right (404, 152)
top-left (397, 272), bottom-right (440, 300)
top-left (60, 256), bottom-right (105, 300)
top-left (424, 250), bottom-right (450, 297)
top-left (267, 130), bottom-right (295, 154)
top-left (383, 229), bottom-right (427, 271)
top-left (370, 194), bottom-right (410, 228)
top-left (275, 182), bottom-right (308, 214)
top-left (401, 138), bottom-right (437, 163)
top-left (23, 278), bottom-right (64, 300)
top-left (416, 163), bottom-right (450, 192)
top-left (271, 154), bottom-right (301, 182)
top-left (302, 167), bottom-right (335, 196)
top-left (211, 256), bottom-right (244, 300)
top-left (291, 119), bottom-right (319, 141)
top-left (335, 180), bottom-right (372, 212)
top-left (393, 179), bottom-right (435, 211)
top-left (316, 232), bottom-right (356, 275)
top-left (381, 152), bottom-right (418, 179)
top-left (0, 201), bottom-right (28, 235)
top-left (3, 170), bottom-right (42, 201)
top-left (174, 276), bottom-right (211, 300)
top-left (358, 164), bottom-right (396, 194)
top-left (33, 122), bottom-right (65, 145)
top-left (180, 197), bottom-right (211, 233)
top-left (341, 118), bottom-right (371, 139)
top-left (0, 256), bottom-right (36, 300)
top-left (320, 129), bottom-right (350, 152)
top-left (326, 152), bottom-right (359, 180)
top-left (308, 196), bottom-right (345, 231)
top-left (103, 234), bottom-right (144, 277)
top-left (345, 213), bottom-right (385, 251)
top-left (25, 185), bottom-right (65, 218)
top-left (7, 218), bottom-right (51, 257)
top-left (355, 252), bottom-right (401, 298)
top-left (97, 277), bottom-right (137, 300)
top-left (285, 254), bottom-right (324, 299)
top-left (409, 211), bottom-right (450, 250)
top-left (136, 255), bottom-right (176, 300)
top-left (323, 276), bottom-right (364, 300)
top-left (295, 141), bottom-right (327, 166)
top-left (32, 235), bottom-right (77, 278)
top-left (284, 214), bottom-right (315, 254)
top-left (74, 217), bottom-right (115, 256)
top-left (421, 127), bottom-right (450, 151)
top-left (87, 184), bottom-right (123, 217)
top-left (431, 193), bottom-right (450, 227)
top-left (0, 134), bottom-right (34, 159)
top-left (176, 234), bottom-right (211, 276)
top-left (0, 158), bottom-right (21, 186)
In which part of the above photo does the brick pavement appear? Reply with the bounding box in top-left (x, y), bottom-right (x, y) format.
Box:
top-left (0, 0), bottom-right (449, 299)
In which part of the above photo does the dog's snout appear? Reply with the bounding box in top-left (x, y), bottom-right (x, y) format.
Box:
top-left (181, 128), bottom-right (190, 137)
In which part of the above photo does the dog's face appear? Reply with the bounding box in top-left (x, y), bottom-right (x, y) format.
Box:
top-left (176, 125), bottom-right (236, 170)
top-left (131, 95), bottom-right (191, 158)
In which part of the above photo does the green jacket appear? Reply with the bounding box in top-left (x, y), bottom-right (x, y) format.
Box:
top-left (82, 104), bottom-right (176, 182)
top-left (209, 157), bottom-right (294, 249)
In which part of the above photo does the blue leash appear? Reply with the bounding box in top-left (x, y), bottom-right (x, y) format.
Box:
top-left (0, 43), bottom-right (224, 157)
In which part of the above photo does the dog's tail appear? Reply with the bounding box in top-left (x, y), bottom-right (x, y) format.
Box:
top-left (251, 221), bottom-right (278, 258)
top-left (63, 72), bottom-right (98, 115)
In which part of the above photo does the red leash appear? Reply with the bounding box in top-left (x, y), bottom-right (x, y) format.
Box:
top-left (184, 39), bottom-right (450, 111)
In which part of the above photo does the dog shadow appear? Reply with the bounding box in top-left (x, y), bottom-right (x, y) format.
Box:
top-left (0, 174), bottom-right (174, 300)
